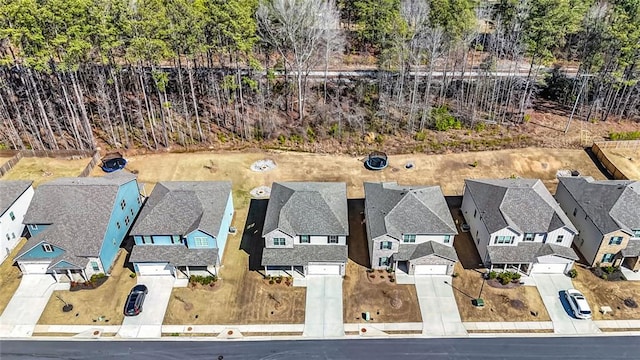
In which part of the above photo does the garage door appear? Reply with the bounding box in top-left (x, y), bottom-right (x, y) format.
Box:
top-left (307, 264), bottom-right (341, 275)
top-left (531, 263), bottom-right (568, 274)
top-left (414, 264), bottom-right (448, 275)
top-left (136, 263), bottom-right (174, 276)
top-left (19, 262), bottom-right (49, 274)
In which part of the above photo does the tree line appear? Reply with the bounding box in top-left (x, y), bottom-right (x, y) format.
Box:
top-left (0, 0), bottom-right (639, 151)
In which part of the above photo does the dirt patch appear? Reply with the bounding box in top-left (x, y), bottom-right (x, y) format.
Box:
top-left (571, 265), bottom-right (640, 320)
top-left (467, 329), bottom-right (554, 334)
top-left (600, 148), bottom-right (640, 180)
top-left (37, 249), bottom-right (136, 325)
top-left (486, 279), bottom-right (522, 289)
top-left (1, 157), bottom-right (91, 187)
top-left (0, 238), bottom-right (27, 315)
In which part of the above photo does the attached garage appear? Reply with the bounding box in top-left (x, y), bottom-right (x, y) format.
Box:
top-left (531, 262), bottom-right (570, 274)
top-left (307, 263), bottom-right (341, 275)
top-left (136, 262), bottom-right (175, 276)
top-left (18, 262), bottom-right (49, 274)
top-left (414, 264), bottom-right (448, 275)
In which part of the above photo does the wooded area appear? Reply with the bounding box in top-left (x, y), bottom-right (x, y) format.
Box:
top-left (0, 0), bottom-right (639, 151)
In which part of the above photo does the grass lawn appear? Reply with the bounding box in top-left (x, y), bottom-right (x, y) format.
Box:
top-left (37, 249), bottom-right (136, 325)
top-left (0, 239), bottom-right (27, 316)
top-left (600, 148), bottom-right (640, 180)
top-left (571, 265), bottom-right (640, 320)
top-left (1, 157), bottom-right (91, 187)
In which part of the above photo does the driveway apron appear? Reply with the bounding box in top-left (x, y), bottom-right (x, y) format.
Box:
top-left (0, 275), bottom-right (58, 338)
top-left (533, 274), bottom-right (601, 335)
top-left (117, 276), bottom-right (175, 338)
top-left (415, 275), bottom-right (467, 336)
top-left (303, 275), bottom-right (344, 337)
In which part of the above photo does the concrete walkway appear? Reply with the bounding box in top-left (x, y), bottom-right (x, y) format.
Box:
top-left (0, 275), bottom-right (67, 338)
top-left (532, 274), bottom-right (601, 335)
top-left (414, 275), bottom-right (467, 336)
top-left (303, 275), bottom-right (344, 338)
top-left (621, 267), bottom-right (640, 281)
top-left (117, 276), bottom-right (175, 338)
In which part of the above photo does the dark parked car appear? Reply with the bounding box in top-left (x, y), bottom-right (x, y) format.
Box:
top-left (124, 284), bottom-right (148, 316)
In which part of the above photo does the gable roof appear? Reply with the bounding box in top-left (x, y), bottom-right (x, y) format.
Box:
top-left (130, 181), bottom-right (232, 237)
top-left (0, 180), bottom-right (33, 216)
top-left (364, 182), bottom-right (457, 241)
top-left (262, 182), bottom-right (348, 236)
top-left (464, 178), bottom-right (577, 234)
top-left (16, 172), bottom-right (138, 265)
top-left (396, 241), bottom-right (458, 262)
top-left (559, 176), bottom-right (640, 235)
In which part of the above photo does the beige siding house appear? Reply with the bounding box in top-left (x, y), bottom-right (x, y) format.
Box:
top-left (462, 179), bottom-right (578, 275)
top-left (364, 182), bottom-right (458, 275)
top-left (556, 177), bottom-right (640, 270)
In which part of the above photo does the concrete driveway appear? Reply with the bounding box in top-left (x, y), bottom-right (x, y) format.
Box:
top-left (303, 275), bottom-right (344, 338)
top-left (117, 276), bottom-right (175, 338)
top-left (0, 275), bottom-right (65, 338)
top-left (415, 275), bottom-right (467, 336)
top-left (533, 274), bottom-right (601, 335)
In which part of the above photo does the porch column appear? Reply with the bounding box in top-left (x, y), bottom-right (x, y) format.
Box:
top-left (185, 266), bottom-right (190, 278)
top-left (82, 270), bottom-right (88, 281)
top-left (503, 264), bottom-right (507, 271)
top-left (52, 270), bottom-right (59, 283)
top-left (67, 270), bottom-right (73, 281)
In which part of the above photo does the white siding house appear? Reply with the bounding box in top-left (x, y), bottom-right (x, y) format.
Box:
top-left (0, 181), bottom-right (34, 263)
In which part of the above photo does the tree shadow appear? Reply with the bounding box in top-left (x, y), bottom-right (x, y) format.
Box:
top-left (240, 199), bottom-right (268, 271)
top-left (120, 236), bottom-right (135, 272)
top-left (447, 196), bottom-right (484, 270)
top-left (347, 198), bottom-right (370, 267)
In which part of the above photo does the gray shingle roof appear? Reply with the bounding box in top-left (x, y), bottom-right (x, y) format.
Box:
top-left (129, 245), bottom-right (218, 266)
top-left (364, 182), bottom-right (457, 241)
top-left (130, 181), bottom-right (232, 237)
top-left (262, 182), bottom-right (348, 236)
top-left (16, 172), bottom-right (138, 266)
top-left (559, 177), bottom-right (640, 235)
top-left (465, 179), bottom-right (577, 234)
top-left (396, 241), bottom-right (458, 262)
top-left (261, 245), bottom-right (348, 266)
top-left (622, 240), bottom-right (640, 257)
top-left (488, 242), bottom-right (578, 264)
top-left (0, 180), bottom-right (32, 216)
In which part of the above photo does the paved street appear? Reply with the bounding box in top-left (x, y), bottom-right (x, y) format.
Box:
top-left (303, 275), bottom-right (343, 337)
top-left (117, 276), bottom-right (175, 338)
top-left (414, 275), bottom-right (467, 336)
top-left (533, 274), bottom-right (601, 335)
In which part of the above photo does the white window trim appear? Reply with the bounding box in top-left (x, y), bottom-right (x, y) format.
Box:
top-left (273, 238), bottom-right (286, 246)
top-left (403, 234), bottom-right (416, 243)
top-left (194, 237), bottom-right (209, 247)
top-left (300, 235), bottom-right (310, 243)
top-left (42, 244), bottom-right (54, 252)
top-left (328, 235), bottom-right (338, 244)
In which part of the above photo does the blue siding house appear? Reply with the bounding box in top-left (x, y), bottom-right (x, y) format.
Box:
top-left (15, 172), bottom-right (142, 282)
top-left (129, 181), bottom-right (234, 278)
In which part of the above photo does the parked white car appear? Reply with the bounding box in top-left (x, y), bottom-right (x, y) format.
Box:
top-left (564, 289), bottom-right (592, 319)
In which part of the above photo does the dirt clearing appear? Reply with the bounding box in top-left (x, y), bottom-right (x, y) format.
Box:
top-left (1, 157), bottom-right (91, 187)
top-left (600, 148), bottom-right (640, 180)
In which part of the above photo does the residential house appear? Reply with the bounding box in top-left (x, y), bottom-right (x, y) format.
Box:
top-left (15, 172), bottom-right (142, 282)
top-left (364, 182), bottom-right (458, 275)
top-left (556, 176), bottom-right (640, 270)
top-left (262, 182), bottom-right (349, 277)
top-left (0, 180), bottom-right (34, 263)
top-left (462, 179), bottom-right (578, 274)
top-left (129, 181), bottom-right (234, 277)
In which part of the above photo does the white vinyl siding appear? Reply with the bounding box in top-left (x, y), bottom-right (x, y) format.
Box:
top-left (328, 235), bottom-right (338, 244)
top-left (273, 238), bottom-right (286, 246)
top-left (494, 236), bottom-right (515, 244)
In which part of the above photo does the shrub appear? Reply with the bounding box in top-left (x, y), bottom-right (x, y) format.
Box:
top-left (601, 274), bottom-right (608, 280)
top-left (432, 106), bottom-right (461, 131)
top-left (90, 273), bottom-right (106, 282)
top-left (567, 269), bottom-right (578, 278)
top-left (496, 271), bottom-right (520, 285)
top-left (277, 135), bottom-right (286, 145)
top-left (452, 272), bottom-right (459, 278)
top-left (488, 271), bottom-right (497, 280)
top-left (289, 134), bottom-right (303, 144)
top-left (189, 275), bottom-right (217, 285)
top-left (375, 134), bottom-right (384, 144)
top-left (609, 131), bottom-right (640, 141)
top-left (415, 130), bottom-right (427, 141)
top-left (306, 127), bottom-right (316, 142)
top-left (129, 272), bottom-right (137, 279)
top-left (603, 266), bottom-right (616, 274)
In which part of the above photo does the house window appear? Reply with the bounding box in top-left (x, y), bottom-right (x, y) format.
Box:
top-left (11, 232), bottom-right (15, 239)
top-left (31, 224), bottom-right (38, 230)
top-left (300, 235), bottom-right (310, 244)
top-left (556, 235), bottom-right (564, 243)
top-left (172, 235), bottom-right (181, 244)
top-left (273, 238), bottom-right (286, 246)
top-left (601, 253), bottom-right (615, 263)
top-left (328, 235), bottom-right (338, 244)
top-left (380, 241), bottom-right (392, 250)
top-left (130, 208), bottom-right (135, 216)
top-left (142, 236), bottom-right (153, 244)
top-left (494, 236), bottom-right (514, 244)
top-left (573, 208), bottom-right (577, 217)
top-left (634, 230), bottom-right (640, 238)
top-left (116, 222), bottom-right (121, 230)
top-left (121, 199), bottom-right (126, 210)
top-left (90, 261), bottom-right (100, 271)
top-left (9, 211), bottom-right (15, 221)
top-left (378, 257), bottom-right (389, 267)
top-left (5, 234), bottom-right (9, 241)
top-left (474, 209), bottom-right (477, 218)
top-left (42, 244), bottom-right (53, 252)
top-left (194, 237), bottom-right (209, 247)
top-left (136, 196), bottom-right (141, 205)
top-left (524, 233), bottom-right (534, 242)
top-left (403, 234), bottom-right (416, 243)
top-left (444, 235), bottom-right (451, 244)
top-left (609, 236), bottom-right (623, 245)
top-left (124, 216), bottom-right (130, 226)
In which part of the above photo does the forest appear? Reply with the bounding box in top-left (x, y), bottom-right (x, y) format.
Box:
top-left (0, 0), bottom-right (639, 151)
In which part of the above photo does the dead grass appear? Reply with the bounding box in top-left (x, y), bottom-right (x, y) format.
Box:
top-left (467, 329), bottom-right (554, 334)
top-left (0, 156), bottom-right (13, 165)
top-left (600, 148), bottom-right (640, 180)
top-left (0, 238), bottom-right (27, 316)
top-left (37, 249), bottom-right (136, 325)
top-left (571, 265), bottom-right (640, 320)
top-left (1, 157), bottom-right (91, 187)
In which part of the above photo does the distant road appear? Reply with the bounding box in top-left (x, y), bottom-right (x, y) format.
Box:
top-left (2, 336), bottom-right (640, 360)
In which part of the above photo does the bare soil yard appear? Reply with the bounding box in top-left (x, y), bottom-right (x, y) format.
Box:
top-left (571, 265), bottom-right (640, 320)
top-left (1, 157), bottom-right (91, 187)
top-left (0, 156), bottom-right (12, 166)
top-left (0, 239), bottom-right (26, 316)
top-left (600, 148), bottom-right (640, 180)
top-left (37, 249), bottom-right (136, 325)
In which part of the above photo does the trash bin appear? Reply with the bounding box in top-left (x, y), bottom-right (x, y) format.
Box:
top-left (472, 298), bottom-right (485, 307)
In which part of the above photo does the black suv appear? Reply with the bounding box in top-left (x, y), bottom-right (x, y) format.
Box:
top-left (124, 284), bottom-right (148, 316)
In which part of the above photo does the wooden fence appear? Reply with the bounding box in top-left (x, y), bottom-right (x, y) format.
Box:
top-left (0, 149), bottom-right (99, 178)
top-left (591, 141), bottom-right (637, 180)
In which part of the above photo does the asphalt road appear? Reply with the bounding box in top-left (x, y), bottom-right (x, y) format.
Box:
top-left (1, 337), bottom-right (639, 360)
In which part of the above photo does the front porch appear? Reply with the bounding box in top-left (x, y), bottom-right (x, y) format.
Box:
top-left (51, 269), bottom-right (88, 283)
top-left (175, 265), bottom-right (218, 279)
top-left (488, 263), bottom-right (531, 276)
top-left (264, 265), bottom-right (306, 278)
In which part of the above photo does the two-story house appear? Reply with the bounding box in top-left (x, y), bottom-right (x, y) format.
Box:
top-left (261, 182), bottom-right (349, 277)
top-left (129, 181), bottom-right (234, 277)
top-left (556, 176), bottom-right (640, 270)
top-left (0, 180), bottom-right (34, 263)
top-left (364, 182), bottom-right (458, 275)
top-left (462, 179), bottom-right (578, 275)
top-left (14, 172), bottom-right (142, 282)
